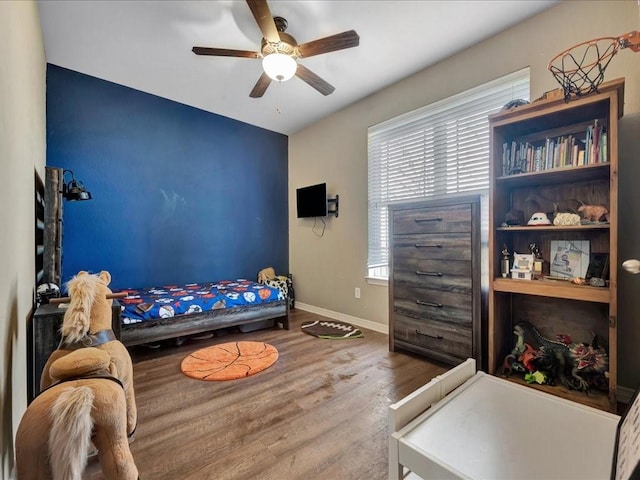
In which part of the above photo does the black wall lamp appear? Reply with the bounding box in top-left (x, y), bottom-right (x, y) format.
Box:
top-left (62, 169), bottom-right (92, 201)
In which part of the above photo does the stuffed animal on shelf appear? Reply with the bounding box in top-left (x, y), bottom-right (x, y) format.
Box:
top-left (40, 270), bottom-right (137, 437)
top-left (577, 203), bottom-right (609, 222)
top-left (15, 347), bottom-right (138, 479)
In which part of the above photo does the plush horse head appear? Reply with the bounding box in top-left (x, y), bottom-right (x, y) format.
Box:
top-left (61, 270), bottom-right (114, 343)
top-left (40, 270), bottom-right (137, 437)
top-left (16, 348), bottom-right (139, 480)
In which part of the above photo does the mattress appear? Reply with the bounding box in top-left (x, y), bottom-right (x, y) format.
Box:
top-left (113, 279), bottom-right (283, 325)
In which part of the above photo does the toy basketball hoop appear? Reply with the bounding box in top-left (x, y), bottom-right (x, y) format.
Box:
top-left (548, 31), bottom-right (639, 101)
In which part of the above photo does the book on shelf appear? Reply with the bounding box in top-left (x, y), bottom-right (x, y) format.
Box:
top-left (501, 118), bottom-right (607, 176)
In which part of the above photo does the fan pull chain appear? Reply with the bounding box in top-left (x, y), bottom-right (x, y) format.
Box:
top-left (275, 80), bottom-right (283, 115)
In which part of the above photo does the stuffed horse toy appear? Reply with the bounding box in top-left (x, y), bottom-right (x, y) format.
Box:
top-left (40, 270), bottom-right (137, 437)
top-left (16, 347), bottom-right (139, 479)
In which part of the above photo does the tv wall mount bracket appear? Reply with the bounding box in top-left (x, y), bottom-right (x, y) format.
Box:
top-left (328, 195), bottom-right (339, 218)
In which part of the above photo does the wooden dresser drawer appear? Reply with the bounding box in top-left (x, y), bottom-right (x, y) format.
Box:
top-left (393, 313), bottom-right (472, 361)
top-left (392, 203), bottom-right (471, 235)
top-left (392, 259), bottom-right (472, 294)
top-left (393, 233), bottom-right (471, 261)
top-left (393, 286), bottom-right (471, 326)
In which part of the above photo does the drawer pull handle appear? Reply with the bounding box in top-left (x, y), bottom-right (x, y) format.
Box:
top-left (416, 329), bottom-right (443, 340)
top-left (415, 217), bottom-right (443, 223)
top-left (416, 300), bottom-right (443, 308)
top-left (416, 271), bottom-right (443, 277)
top-left (415, 244), bottom-right (443, 248)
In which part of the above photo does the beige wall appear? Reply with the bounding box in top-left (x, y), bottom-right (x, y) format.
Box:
top-left (0, 1), bottom-right (46, 476)
top-left (0, 4), bottom-right (637, 469)
top-left (289, 1), bottom-right (640, 384)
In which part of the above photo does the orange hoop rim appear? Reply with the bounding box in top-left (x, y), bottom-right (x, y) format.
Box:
top-left (547, 36), bottom-right (620, 75)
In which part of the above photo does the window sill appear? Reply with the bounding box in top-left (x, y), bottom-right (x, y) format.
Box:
top-left (366, 276), bottom-right (388, 287)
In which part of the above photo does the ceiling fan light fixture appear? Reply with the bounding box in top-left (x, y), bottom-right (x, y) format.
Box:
top-left (262, 53), bottom-right (297, 82)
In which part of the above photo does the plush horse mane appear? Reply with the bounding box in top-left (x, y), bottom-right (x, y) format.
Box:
top-left (61, 271), bottom-right (111, 343)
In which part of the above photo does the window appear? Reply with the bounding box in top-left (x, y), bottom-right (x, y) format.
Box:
top-left (367, 68), bottom-right (530, 279)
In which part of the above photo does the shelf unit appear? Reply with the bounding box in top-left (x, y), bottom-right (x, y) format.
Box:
top-left (488, 78), bottom-right (624, 412)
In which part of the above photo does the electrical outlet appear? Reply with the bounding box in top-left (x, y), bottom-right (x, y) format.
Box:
top-left (355, 287), bottom-right (361, 299)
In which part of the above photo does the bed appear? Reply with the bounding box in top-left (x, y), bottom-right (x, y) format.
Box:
top-left (112, 279), bottom-right (289, 347)
top-left (389, 358), bottom-right (639, 480)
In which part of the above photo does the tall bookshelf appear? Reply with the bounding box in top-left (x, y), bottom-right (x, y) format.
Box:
top-left (488, 78), bottom-right (624, 412)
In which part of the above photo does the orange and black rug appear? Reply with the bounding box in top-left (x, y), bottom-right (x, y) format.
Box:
top-left (180, 341), bottom-right (278, 381)
top-left (301, 320), bottom-right (364, 339)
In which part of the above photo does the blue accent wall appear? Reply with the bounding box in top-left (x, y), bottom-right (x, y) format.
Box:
top-left (46, 64), bottom-right (288, 289)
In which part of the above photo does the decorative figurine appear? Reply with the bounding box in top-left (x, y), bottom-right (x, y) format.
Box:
top-left (577, 203), bottom-right (609, 222)
top-left (504, 208), bottom-right (525, 226)
top-left (527, 212), bottom-right (552, 225)
top-left (529, 243), bottom-right (544, 279)
top-left (553, 212), bottom-right (581, 226)
top-left (501, 245), bottom-right (510, 278)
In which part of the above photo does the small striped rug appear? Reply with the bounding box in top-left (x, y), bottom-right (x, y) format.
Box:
top-left (301, 320), bottom-right (364, 339)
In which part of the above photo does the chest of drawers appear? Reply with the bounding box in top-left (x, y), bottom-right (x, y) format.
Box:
top-left (389, 195), bottom-right (482, 366)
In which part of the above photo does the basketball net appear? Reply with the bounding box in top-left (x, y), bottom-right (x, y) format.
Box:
top-left (548, 31), bottom-right (640, 101)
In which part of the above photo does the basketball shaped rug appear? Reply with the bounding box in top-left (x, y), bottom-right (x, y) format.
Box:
top-left (301, 320), bottom-right (364, 339)
top-left (180, 341), bottom-right (278, 381)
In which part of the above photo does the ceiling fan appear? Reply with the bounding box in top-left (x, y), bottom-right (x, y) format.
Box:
top-left (192, 0), bottom-right (360, 98)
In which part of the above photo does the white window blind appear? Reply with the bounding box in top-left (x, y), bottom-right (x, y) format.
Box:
top-left (367, 68), bottom-right (530, 278)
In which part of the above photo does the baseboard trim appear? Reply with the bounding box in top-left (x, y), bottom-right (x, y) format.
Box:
top-left (295, 302), bottom-right (388, 335)
top-left (618, 385), bottom-right (635, 404)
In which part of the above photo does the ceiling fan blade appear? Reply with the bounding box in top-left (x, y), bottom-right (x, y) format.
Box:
top-left (192, 47), bottom-right (260, 59)
top-left (246, 0), bottom-right (280, 44)
top-left (295, 65), bottom-right (335, 96)
top-left (297, 30), bottom-right (360, 58)
top-left (250, 72), bottom-right (272, 98)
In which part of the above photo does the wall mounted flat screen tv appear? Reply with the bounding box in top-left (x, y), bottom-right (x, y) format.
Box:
top-left (296, 183), bottom-right (327, 218)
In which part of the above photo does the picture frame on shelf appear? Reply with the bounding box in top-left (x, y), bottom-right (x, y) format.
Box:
top-left (586, 253), bottom-right (610, 280)
top-left (550, 240), bottom-right (590, 279)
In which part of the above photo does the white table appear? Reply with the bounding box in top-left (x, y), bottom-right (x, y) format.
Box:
top-left (389, 359), bottom-right (621, 480)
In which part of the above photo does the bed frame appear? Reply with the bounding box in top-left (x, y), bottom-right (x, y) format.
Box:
top-left (120, 300), bottom-right (289, 347)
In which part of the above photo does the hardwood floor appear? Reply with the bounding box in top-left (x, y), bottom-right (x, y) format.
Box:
top-left (85, 309), bottom-right (449, 480)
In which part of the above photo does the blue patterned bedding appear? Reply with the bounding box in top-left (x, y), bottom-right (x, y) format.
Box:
top-left (113, 279), bottom-right (284, 325)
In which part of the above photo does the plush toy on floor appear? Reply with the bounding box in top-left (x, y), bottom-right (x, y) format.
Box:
top-left (15, 347), bottom-right (139, 479)
top-left (40, 270), bottom-right (137, 437)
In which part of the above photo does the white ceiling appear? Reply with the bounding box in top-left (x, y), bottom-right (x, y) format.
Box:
top-left (38, 0), bottom-right (557, 135)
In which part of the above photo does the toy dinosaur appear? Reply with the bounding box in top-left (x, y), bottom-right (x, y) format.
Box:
top-left (502, 324), bottom-right (527, 376)
top-left (512, 321), bottom-right (608, 392)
